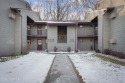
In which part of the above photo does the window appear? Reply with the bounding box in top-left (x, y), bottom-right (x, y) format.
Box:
top-left (38, 40), bottom-right (42, 45)
top-left (58, 26), bottom-right (67, 43)
top-left (27, 25), bottom-right (31, 35)
top-left (37, 26), bottom-right (42, 35)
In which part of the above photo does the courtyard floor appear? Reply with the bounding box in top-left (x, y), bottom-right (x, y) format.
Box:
top-left (45, 54), bottom-right (80, 83)
top-left (0, 52), bottom-right (125, 83)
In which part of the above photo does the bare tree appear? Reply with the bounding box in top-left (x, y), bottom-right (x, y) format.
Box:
top-left (26, 0), bottom-right (99, 21)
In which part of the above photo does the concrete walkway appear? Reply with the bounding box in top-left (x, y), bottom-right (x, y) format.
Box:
top-left (45, 54), bottom-right (80, 83)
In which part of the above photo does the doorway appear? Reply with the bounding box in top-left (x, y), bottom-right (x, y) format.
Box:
top-left (37, 39), bottom-right (42, 50)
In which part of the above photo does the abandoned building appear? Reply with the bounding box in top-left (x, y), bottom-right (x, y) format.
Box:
top-left (0, 0), bottom-right (125, 56)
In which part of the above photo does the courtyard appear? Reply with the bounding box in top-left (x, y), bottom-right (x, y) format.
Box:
top-left (0, 52), bottom-right (125, 83)
top-left (0, 0), bottom-right (125, 83)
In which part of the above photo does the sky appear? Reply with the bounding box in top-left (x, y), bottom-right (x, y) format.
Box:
top-left (25, 0), bottom-right (97, 21)
top-left (26, 0), bottom-right (75, 5)
top-left (26, 0), bottom-right (37, 4)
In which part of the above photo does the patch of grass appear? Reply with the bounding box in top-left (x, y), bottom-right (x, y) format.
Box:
top-left (0, 57), bottom-right (8, 62)
top-left (0, 53), bottom-right (23, 62)
top-left (96, 54), bottom-right (125, 66)
top-left (10, 53), bottom-right (21, 58)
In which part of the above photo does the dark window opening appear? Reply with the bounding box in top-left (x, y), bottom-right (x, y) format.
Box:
top-left (37, 25), bottom-right (42, 35)
top-left (58, 26), bottom-right (67, 43)
top-left (27, 25), bottom-right (31, 35)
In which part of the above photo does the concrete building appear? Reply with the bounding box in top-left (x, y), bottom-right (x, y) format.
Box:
top-left (94, 0), bottom-right (125, 53)
top-left (0, 0), bottom-right (98, 56)
top-left (0, 0), bottom-right (40, 56)
top-left (27, 21), bottom-right (97, 52)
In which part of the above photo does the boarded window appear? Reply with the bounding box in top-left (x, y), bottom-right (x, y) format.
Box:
top-left (58, 26), bottom-right (67, 43)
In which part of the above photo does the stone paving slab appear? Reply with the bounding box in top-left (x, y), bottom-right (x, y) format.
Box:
top-left (45, 54), bottom-right (80, 83)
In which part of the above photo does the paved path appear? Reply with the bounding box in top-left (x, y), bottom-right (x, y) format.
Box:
top-left (45, 54), bottom-right (80, 83)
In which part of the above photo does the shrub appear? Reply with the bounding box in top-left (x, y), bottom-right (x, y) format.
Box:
top-left (67, 47), bottom-right (71, 52)
top-left (53, 46), bottom-right (57, 52)
top-left (104, 49), bottom-right (111, 55)
top-left (105, 49), bottom-right (125, 59)
top-left (117, 52), bottom-right (125, 59)
top-left (110, 51), bottom-right (117, 57)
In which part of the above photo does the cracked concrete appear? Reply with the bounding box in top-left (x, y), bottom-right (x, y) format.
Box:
top-left (45, 54), bottom-right (80, 83)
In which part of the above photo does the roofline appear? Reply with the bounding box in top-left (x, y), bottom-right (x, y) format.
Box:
top-left (33, 21), bottom-right (47, 25)
top-left (77, 22), bottom-right (93, 25)
top-left (47, 22), bottom-right (76, 26)
top-left (19, 0), bottom-right (31, 9)
top-left (33, 21), bottom-right (94, 26)
top-left (10, 7), bottom-right (19, 11)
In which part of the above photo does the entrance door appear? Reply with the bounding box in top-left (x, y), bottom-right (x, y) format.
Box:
top-left (37, 39), bottom-right (42, 50)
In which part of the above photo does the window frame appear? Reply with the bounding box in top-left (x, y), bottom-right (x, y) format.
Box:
top-left (37, 25), bottom-right (42, 36)
top-left (57, 26), bottom-right (67, 43)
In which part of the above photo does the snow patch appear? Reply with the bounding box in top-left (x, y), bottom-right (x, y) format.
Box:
top-left (0, 52), bottom-right (55, 83)
top-left (69, 53), bottom-right (125, 83)
top-left (49, 51), bottom-right (75, 54)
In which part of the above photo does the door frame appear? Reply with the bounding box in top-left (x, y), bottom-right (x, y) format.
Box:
top-left (37, 39), bottom-right (42, 50)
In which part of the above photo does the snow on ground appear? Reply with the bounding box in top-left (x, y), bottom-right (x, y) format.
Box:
top-left (0, 52), bottom-right (55, 83)
top-left (49, 51), bottom-right (75, 54)
top-left (69, 53), bottom-right (125, 83)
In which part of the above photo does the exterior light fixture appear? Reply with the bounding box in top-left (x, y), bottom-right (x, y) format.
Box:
top-left (80, 25), bottom-right (83, 28)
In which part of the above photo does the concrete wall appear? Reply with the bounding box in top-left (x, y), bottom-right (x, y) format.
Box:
top-left (47, 25), bottom-right (76, 52)
top-left (31, 38), bottom-right (37, 50)
top-left (42, 38), bottom-right (47, 51)
top-left (102, 13), bottom-right (111, 50)
top-left (110, 15), bottom-right (125, 53)
top-left (77, 25), bottom-right (95, 51)
top-left (42, 25), bottom-right (47, 36)
top-left (96, 0), bottom-right (125, 10)
top-left (0, 0), bottom-right (31, 56)
top-left (98, 10), bottom-right (105, 52)
top-left (77, 25), bottom-right (94, 36)
top-left (10, 0), bottom-right (31, 10)
top-left (20, 10), bottom-right (40, 53)
top-left (30, 38), bottom-right (47, 51)
top-left (77, 38), bottom-right (94, 51)
top-left (98, 7), bottom-right (125, 53)
top-left (96, 0), bottom-right (110, 9)
top-left (96, 0), bottom-right (125, 17)
top-left (0, 0), bottom-right (15, 56)
top-left (30, 25), bottom-right (47, 36)
top-left (29, 25), bottom-right (47, 51)
top-left (31, 25), bottom-right (37, 35)
top-left (85, 10), bottom-right (98, 22)
top-left (14, 13), bottom-right (21, 54)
